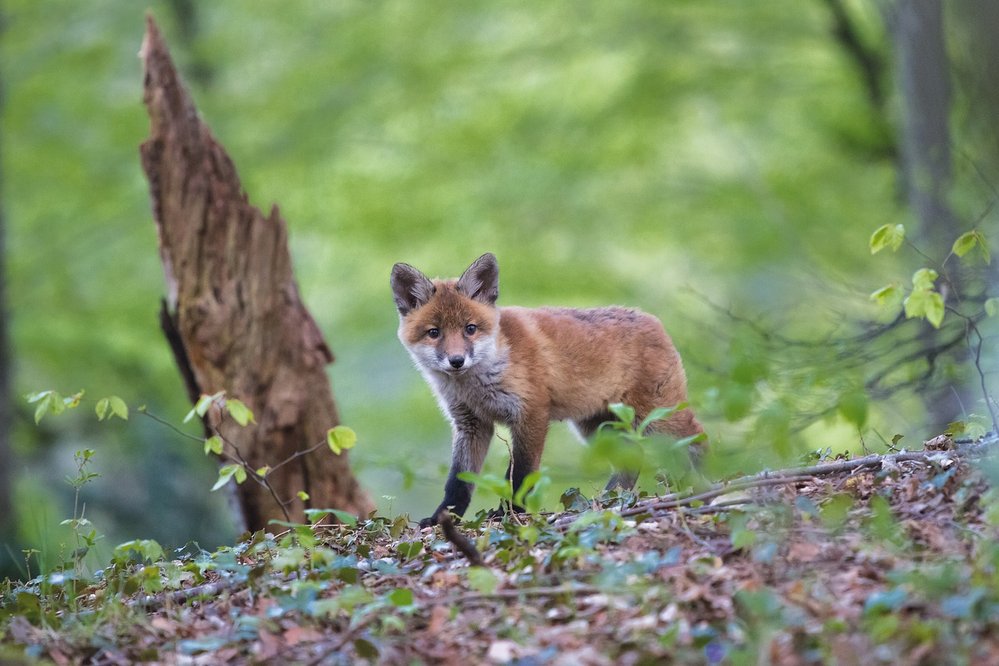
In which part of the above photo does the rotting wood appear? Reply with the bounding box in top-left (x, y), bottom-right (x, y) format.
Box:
top-left (138, 16), bottom-right (373, 530)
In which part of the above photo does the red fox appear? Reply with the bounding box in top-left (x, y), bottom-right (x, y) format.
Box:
top-left (391, 253), bottom-right (704, 527)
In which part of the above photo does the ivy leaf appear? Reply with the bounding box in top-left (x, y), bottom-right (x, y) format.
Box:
top-left (226, 399), bottom-right (255, 427)
top-left (869, 223), bottom-right (905, 254)
top-left (326, 425), bottom-right (357, 454)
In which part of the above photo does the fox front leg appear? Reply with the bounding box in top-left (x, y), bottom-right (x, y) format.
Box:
top-left (420, 406), bottom-right (494, 528)
top-left (491, 411), bottom-right (548, 518)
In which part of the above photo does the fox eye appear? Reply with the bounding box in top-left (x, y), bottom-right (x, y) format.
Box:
top-left (427, 328), bottom-right (440, 339)
top-left (465, 324), bottom-right (477, 336)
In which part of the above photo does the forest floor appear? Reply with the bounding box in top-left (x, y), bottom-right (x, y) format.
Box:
top-left (3, 435), bottom-right (999, 665)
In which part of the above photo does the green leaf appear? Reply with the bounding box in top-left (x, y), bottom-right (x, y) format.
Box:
top-left (332, 509), bottom-right (360, 527)
top-left (96, 395), bottom-right (128, 421)
top-left (32, 391), bottom-right (60, 424)
top-left (395, 541), bottom-right (423, 561)
top-left (869, 223), bottom-right (905, 254)
top-left (728, 512), bottom-right (757, 550)
top-left (838, 390), bottom-right (868, 428)
top-left (457, 471), bottom-right (513, 500)
top-left (184, 392), bottom-right (224, 424)
top-left (952, 229), bottom-right (990, 264)
top-left (820, 493), bottom-right (853, 531)
top-left (911, 267), bottom-right (938, 291)
top-left (114, 539), bottom-right (165, 564)
top-left (326, 425), bottom-right (357, 455)
top-left (211, 464), bottom-right (240, 492)
top-left (467, 567), bottom-right (498, 594)
top-left (257, 466), bottom-right (272, 478)
top-left (304, 508), bottom-right (358, 527)
top-left (63, 391), bottom-right (84, 408)
top-left (903, 288), bottom-right (944, 328)
top-left (203, 435), bottom-right (223, 456)
top-left (722, 385), bottom-right (753, 421)
top-left (226, 398), bottom-right (255, 427)
top-left (985, 298), bottom-right (999, 317)
top-left (608, 402), bottom-right (636, 427)
top-left (869, 282), bottom-right (900, 307)
top-left (513, 470), bottom-right (543, 506)
top-left (354, 639), bottom-right (379, 660)
top-left (638, 404), bottom-right (682, 435)
top-left (295, 489), bottom-right (308, 500)
top-left (112, 396), bottom-right (128, 420)
top-left (388, 588), bottom-right (414, 607)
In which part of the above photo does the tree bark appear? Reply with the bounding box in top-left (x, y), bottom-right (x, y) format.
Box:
top-left (890, 0), bottom-right (969, 430)
top-left (891, 0), bottom-right (956, 252)
top-left (0, 43), bottom-right (13, 542)
top-left (138, 16), bottom-right (373, 530)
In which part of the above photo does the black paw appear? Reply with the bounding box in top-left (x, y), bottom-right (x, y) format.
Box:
top-left (418, 514), bottom-right (439, 529)
top-left (486, 503), bottom-right (525, 520)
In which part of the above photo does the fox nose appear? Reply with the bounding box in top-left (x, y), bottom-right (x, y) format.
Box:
top-left (448, 355), bottom-right (465, 369)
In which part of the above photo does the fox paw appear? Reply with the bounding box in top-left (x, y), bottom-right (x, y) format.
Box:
top-left (418, 515), bottom-right (439, 529)
top-left (486, 504), bottom-right (525, 520)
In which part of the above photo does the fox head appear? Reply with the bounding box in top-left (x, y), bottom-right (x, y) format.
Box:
top-left (391, 253), bottom-right (501, 375)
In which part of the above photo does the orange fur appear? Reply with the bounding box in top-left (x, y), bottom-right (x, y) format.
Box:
top-left (391, 253), bottom-right (703, 526)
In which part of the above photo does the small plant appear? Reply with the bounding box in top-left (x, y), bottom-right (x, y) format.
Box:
top-left (589, 402), bottom-right (706, 493)
top-left (869, 223), bottom-right (998, 432)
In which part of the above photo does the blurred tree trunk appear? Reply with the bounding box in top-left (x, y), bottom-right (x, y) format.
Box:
top-left (890, 0), bottom-right (967, 429)
top-left (950, 0), bottom-right (999, 290)
top-left (0, 50), bottom-right (12, 543)
top-left (139, 17), bottom-right (373, 531)
top-left (892, 0), bottom-right (956, 252)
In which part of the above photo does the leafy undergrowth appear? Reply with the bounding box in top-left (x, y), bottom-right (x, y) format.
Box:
top-left (4, 438), bottom-right (999, 665)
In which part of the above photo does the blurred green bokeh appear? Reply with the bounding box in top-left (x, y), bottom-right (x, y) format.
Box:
top-left (1, 1), bottom-right (992, 576)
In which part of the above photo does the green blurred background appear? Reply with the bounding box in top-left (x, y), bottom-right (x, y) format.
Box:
top-left (2, 1), bottom-right (996, 577)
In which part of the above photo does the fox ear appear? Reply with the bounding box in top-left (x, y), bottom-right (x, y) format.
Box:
top-left (456, 252), bottom-right (499, 306)
top-left (391, 263), bottom-right (435, 315)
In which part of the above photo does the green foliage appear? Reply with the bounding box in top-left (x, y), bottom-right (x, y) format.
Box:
top-left (869, 223), bottom-right (906, 254)
top-left (25, 389), bottom-right (84, 424)
top-left (95, 396), bottom-right (129, 422)
top-left (951, 229), bottom-right (990, 264)
top-left (326, 425), bottom-right (357, 455)
top-left (211, 464), bottom-right (247, 492)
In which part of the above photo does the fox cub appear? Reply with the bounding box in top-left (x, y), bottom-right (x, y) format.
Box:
top-left (391, 253), bottom-right (704, 527)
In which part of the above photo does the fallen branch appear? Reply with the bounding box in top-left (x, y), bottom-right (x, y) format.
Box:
top-left (552, 445), bottom-right (980, 528)
top-left (439, 513), bottom-right (484, 567)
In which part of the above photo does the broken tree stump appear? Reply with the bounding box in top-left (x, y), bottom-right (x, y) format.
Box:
top-left (138, 16), bottom-right (373, 530)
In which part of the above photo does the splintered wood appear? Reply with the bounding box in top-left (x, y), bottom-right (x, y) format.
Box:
top-left (139, 17), bottom-right (372, 529)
